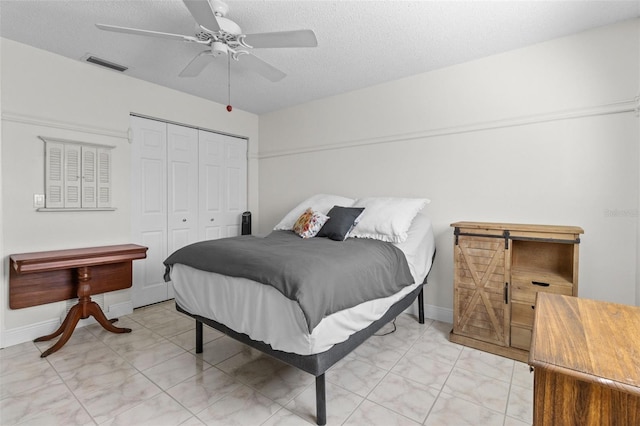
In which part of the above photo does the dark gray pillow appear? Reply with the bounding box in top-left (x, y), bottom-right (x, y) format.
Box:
top-left (317, 206), bottom-right (365, 241)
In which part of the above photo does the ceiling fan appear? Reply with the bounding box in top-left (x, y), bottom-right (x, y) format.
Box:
top-left (96, 0), bottom-right (317, 82)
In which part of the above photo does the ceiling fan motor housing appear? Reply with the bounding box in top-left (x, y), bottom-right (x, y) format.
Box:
top-left (212, 41), bottom-right (227, 56)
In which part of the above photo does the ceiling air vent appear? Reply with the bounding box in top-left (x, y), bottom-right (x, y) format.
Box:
top-left (85, 55), bottom-right (128, 72)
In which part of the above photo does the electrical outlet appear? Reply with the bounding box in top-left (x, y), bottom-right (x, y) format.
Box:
top-left (33, 194), bottom-right (45, 208)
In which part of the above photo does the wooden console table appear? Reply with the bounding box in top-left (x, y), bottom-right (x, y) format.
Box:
top-left (10, 244), bottom-right (147, 357)
top-left (529, 293), bottom-right (640, 425)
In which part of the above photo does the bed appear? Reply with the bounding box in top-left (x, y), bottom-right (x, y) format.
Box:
top-left (164, 195), bottom-right (436, 425)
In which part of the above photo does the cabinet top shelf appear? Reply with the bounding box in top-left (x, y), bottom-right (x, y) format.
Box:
top-left (451, 221), bottom-right (584, 235)
top-left (511, 266), bottom-right (574, 285)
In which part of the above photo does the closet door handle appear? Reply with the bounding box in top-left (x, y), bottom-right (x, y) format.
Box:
top-left (532, 281), bottom-right (550, 287)
top-left (182, 218), bottom-right (187, 222)
top-left (504, 282), bottom-right (509, 304)
top-left (210, 218), bottom-right (215, 222)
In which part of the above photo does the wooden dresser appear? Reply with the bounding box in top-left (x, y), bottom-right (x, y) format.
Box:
top-left (450, 222), bottom-right (583, 362)
top-left (529, 293), bottom-right (640, 425)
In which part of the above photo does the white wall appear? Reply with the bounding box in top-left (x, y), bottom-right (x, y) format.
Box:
top-left (0, 38), bottom-right (4, 340)
top-left (0, 38), bottom-right (259, 347)
top-left (637, 22), bottom-right (640, 308)
top-left (258, 19), bottom-right (640, 321)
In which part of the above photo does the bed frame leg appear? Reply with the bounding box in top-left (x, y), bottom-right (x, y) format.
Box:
top-left (195, 320), bottom-right (203, 354)
top-left (315, 373), bottom-right (326, 426)
top-left (418, 288), bottom-right (425, 324)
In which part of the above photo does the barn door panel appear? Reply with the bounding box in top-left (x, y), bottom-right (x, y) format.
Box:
top-left (453, 235), bottom-right (510, 346)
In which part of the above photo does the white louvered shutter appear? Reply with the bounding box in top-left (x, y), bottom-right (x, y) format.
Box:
top-left (45, 141), bottom-right (65, 208)
top-left (97, 148), bottom-right (112, 208)
top-left (64, 143), bottom-right (82, 208)
top-left (41, 137), bottom-right (114, 210)
top-left (81, 146), bottom-right (97, 208)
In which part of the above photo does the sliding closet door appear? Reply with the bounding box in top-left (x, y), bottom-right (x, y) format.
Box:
top-left (131, 116), bottom-right (248, 308)
top-left (223, 134), bottom-right (248, 236)
top-left (198, 130), bottom-right (248, 240)
top-left (130, 116), bottom-right (168, 308)
top-left (167, 124), bottom-right (198, 300)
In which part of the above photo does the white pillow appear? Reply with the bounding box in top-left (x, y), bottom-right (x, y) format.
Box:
top-left (273, 194), bottom-right (355, 231)
top-left (349, 197), bottom-right (430, 243)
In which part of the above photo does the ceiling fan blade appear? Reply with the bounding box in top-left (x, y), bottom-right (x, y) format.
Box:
top-left (183, 0), bottom-right (220, 33)
top-left (238, 53), bottom-right (286, 82)
top-left (242, 30), bottom-right (318, 48)
top-left (96, 23), bottom-right (200, 43)
top-left (179, 50), bottom-right (214, 77)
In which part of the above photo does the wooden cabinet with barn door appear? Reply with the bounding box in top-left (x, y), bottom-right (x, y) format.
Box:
top-left (450, 222), bottom-right (583, 362)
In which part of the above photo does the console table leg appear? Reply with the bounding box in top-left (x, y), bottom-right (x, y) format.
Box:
top-left (34, 304), bottom-right (78, 343)
top-left (87, 301), bottom-right (131, 334)
top-left (37, 304), bottom-right (82, 358)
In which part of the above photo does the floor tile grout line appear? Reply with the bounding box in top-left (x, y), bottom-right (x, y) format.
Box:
top-left (2, 308), bottom-right (533, 426)
top-left (102, 313), bottom-right (213, 425)
top-left (72, 310), bottom-right (189, 423)
top-left (419, 337), bottom-right (467, 424)
top-left (453, 346), bottom-right (518, 385)
top-left (211, 361), bottom-right (300, 414)
top-left (332, 318), bottom-right (435, 424)
top-left (328, 368), bottom-right (384, 425)
top-left (292, 316), bottom-right (412, 425)
top-left (37, 341), bottom-right (99, 426)
top-left (395, 318), bottom-right (458, 425)
top-left (3, 306), bottom-right (206, 426)
top-left (332, 317), bottom-right (440, 425)
top-left (431, 343), bottom-right (534, 424)
top-left (155, 319), bottom-right (301, 422)
top-left (259, 405), bottom-right (312, 426)
top-left (502, 360), bottom-right (518, 426)
top-left (88, 318), bottom-right (187, 425)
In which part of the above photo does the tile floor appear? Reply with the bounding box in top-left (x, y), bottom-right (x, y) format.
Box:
top-left (0, 301), bottom-right (533, 425)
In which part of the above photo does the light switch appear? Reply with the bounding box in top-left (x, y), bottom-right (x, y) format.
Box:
top-left (34, 194), bottom-right (45, 208)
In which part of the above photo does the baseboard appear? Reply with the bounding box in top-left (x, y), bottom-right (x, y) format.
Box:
top-left (404, 302), bottom-right (453, 324)
top-left (423, 303), bottom-right (453, 324)
top-left (106, 299), bottom-right (134, 320)
top-left (0, 318), bottom-right (60, 349)
top-left (0, 300), bottom-right (134, 349)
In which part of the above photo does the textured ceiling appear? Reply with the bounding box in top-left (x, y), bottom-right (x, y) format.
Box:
top-left (1, 1), bottom-right (639, 115)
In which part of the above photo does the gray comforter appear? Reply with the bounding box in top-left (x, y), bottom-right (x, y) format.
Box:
top-left (164, 231), bottom-right (414, 332)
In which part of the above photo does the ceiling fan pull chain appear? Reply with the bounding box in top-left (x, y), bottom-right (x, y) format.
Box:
top-left (226, 53), bottom-right (232, 112)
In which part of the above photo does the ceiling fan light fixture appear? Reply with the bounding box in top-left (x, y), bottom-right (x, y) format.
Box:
top-left (211, 41), bottom-right (228, 56)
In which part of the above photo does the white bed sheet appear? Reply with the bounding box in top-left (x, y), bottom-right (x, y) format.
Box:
top-left (171, 213), bottom-right (435, 355)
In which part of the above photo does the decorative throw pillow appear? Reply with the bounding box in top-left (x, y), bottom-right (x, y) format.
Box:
top-left (292, 208), bottom-right (330, 238)
top-left (273, 194), bottom-right (355, 231)
top-left (317, 206), bottom-right (365, 241)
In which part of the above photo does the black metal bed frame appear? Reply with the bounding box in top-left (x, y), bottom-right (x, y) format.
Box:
top-left (176, 251), bottom-right (435, 425)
